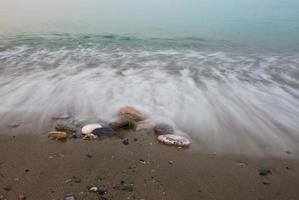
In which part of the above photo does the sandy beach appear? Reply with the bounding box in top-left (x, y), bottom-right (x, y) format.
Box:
top-left (0, 130), bottom-right (298, 200)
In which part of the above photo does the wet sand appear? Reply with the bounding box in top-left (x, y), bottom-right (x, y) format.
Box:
top-left (0, 131), bottom-right (298, 200)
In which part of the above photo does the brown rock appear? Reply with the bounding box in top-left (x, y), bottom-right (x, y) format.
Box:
top-left (118, 106), bottom-right (145, 121)
top-left (48, 131), bottom-right (67, 140)
top-left (18, 193), bottom-right (26, 200)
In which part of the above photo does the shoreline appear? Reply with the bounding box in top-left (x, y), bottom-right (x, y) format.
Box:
top-left (0, 132), bottom-right (298, 200)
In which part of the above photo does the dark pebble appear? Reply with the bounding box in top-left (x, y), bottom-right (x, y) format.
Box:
top-left (98, 186), bottom-right (108, 195)
top-left (92, 127), bottom-right (115, 137)
top-left (72, 176), bottom-right (81, 183)
top-left (3, 186), bottom-right (12, 191)
top-left (121, 185), bottom-right (134, 192)
top-left (86, 154), bottom-right (92, 158)
top-left (259, 167), bottom-right (272, 176)
top-left (25, 169), bottom-right (29, 172)
top-left (262, 181), bottom-right (271, 185)
top-left (133, 138), bottom-right (138, 142)
top-left (123, 139), bottom-right (129, 145)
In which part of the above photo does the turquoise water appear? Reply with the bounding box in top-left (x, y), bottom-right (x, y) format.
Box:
top-left (1, 0), bottom-right (299, 52)
top-left (0, 0), bottom-right (299, 154)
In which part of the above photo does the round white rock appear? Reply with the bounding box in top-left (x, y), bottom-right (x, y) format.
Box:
top-left (81, 124), bottom-right (102, 134)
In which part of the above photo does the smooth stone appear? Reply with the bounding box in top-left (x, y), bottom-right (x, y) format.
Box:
top-left (83, 133), bottom-right (98, 140)
top-left (109, 119), bottom-right (136, 130)
top-left (55, 123), bottom-right (77, 134)
top-left (71, 132), bottom-right (83, 139)
top-left (157, 134), bottom-right (191, 147)
top-left (48, 131), bottom-right (68, 140)
top-left (136, 121), bottom-right (155, 132)
top-left (82, 124), bottom-right (102, 134)
top-left (92, 127), bottom-right (115, 136)
top-left (52, 114), bottom-right (70, 120)
top-left (65, 193), bottom-right (75, 200)
top-left (154, 123), bottom-right (174, 135)
top-left (88, 186), bottom-right (98, 192)
top-left (118, 106), bottom-right (145, 121)
top-left (259, 167), bottom-right (272, 176)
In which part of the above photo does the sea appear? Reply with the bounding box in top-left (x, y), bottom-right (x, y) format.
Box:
top-left (0, 0), bottom-right (299, 155)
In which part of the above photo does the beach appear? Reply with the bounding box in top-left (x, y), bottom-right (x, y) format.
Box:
top-left (0, 131), bottom-right (298, 200)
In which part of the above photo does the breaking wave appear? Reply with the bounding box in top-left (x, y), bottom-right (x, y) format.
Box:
top-left (1, 35), bottom-right (299, 155)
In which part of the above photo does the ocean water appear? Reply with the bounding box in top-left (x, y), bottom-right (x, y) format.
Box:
top-left (0, 0), bottom-right (299, 155)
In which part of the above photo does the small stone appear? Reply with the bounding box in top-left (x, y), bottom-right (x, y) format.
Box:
top-left (86, 154), bottom-right (92, 158)
top-left (237, 162), bottom-right (246, 167)
top-left (286, 166), bottom-right (291, 170)
top-left (82, 124), bottom-right (102, 134)
top-left (48, 131), bottom-right (68, 140)
top-left (133, 138), bottom-right (138, 142)
top-left (157, 134), bottom-right (191, 147)
top-left (136, 121), bottom-right (155, 132)
top-left (109, 119), bottom-right (136, 130)
top-left (25, 169), bottom-right (29, 172)
top-left (123, 139), bottom-right (129, 145)
top-left (8, 123), bottom-right (20, 128)
top-left (285, 150), bottom-right (291, 154)
top-left (121, 184), bottom-right (134, 192)
top-left (88, 186), bottom-right (98, 192)
top-left (73, 176), bottom-right (81, 183)
top-left (262, 181), bottom-right (271, 186)
top-left (71, 132), bottom-right (83, 139)
top-left (98, 186), bottom-right (108, 195)
top-left (118, 106), bottom-right (145, 121)
top-left (259, 167), bottom-right (272, 176)
top-left (3, 186), bottom-right (11, 191)
top-left (168, 161), bottom-right (174, 165)
top-left (92, 127), bottom-right (115, 137)
top-left (65, 193), bottom-right (76, 200)
top-left (83, 133), bottom-right (98, 140)
top-left (154, 123), bottom-right (174, 135)
top-left (52, 113), bottom-right (70, 120)
top-left (139, 159), bottom-right (146, 164)
top-left (55, 123), bottom-right (77, 134)
top-left (18, 193), bottom-right (26, 200)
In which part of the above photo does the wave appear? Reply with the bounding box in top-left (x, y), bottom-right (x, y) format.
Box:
top-left (0, 35), bottom-right (299, 156)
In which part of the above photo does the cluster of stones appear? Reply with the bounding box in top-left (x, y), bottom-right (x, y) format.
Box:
top-left (48, 106), bottom-right (191, 147)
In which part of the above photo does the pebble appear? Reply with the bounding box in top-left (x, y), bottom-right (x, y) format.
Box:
top-left (262, 181), bottom-right (271, 186)
top-left (48, 131), bottom-right (68, 140)
top-left (118, 106), bottom-right (145, 121)
top-left (3, 186), bottom-right (11, 191)
top-left (55, 123), bottom-right (77, 134)
top-left (157, 134), bottom-right (191, 147)
top-left (52, 114), bottom-right (70, 120)
top-left (18, 193), bottom-right (26, 200)
top-left (92, 127), bottom-right (115, 136)
top-left (154, 123), bottom-right (174, 135)
top-left (123, 139), bottom-right (129, 145)
top-left (8, 123), bottom-right (20, 128)
top-left (82, 124), bottom-right (102, 134)
top-left (98, 186), bottom-right (108, 195)
top-left (109, 119), bottom-right (136, 130)
top-left (136, 121), bottom-right (155, 132)
top-left (71, 132), bottom-right (83, 139)
top-left (259, 167), bottom-right (272, 176)
top-left (168, 161), bottom-right (174, 165)
top-left (65, 193), bottom-right (76, 200)
top-left (88, 186), bottom-right (99, 192)
top-left (83, 133), bottom-right (98, 140)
